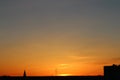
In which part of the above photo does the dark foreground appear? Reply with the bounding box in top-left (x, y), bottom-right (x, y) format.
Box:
top-left (0, 76), bottom-right (103, 80)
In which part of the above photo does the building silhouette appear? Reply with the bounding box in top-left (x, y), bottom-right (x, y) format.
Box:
top-left (23, 70), bottom-right (27, 78)
top-left (2, 64), bottom-right (120, 80)
top-left (104, 64), bottom-right (120, 80)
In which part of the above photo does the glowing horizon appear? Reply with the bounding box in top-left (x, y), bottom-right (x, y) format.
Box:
top-left (0, 0), bottom-right (120, 76)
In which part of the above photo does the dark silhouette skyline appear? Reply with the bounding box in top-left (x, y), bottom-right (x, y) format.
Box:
top-left (23, 70), bottom-right (26, 78)
top-left (0, 0), bottom-right (120, 79)
top-left (0, 64), bottom-right (120, 80)
top-left (0, 0), bottom-right (120, 76)
top-left (104, 64), bottom-right (120, 80)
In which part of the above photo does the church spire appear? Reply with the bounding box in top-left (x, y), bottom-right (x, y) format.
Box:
top-left (23, 70), bottom-right (26, 77)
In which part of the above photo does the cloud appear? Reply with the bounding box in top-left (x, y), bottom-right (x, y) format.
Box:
top-left (67, 55), bottom-right (96, 64)
top-left (67, 55), bottom-right (120, 65)
top-left (111, 57), bottom-right (120, 62)
top-left (91, 57), bottom-right (120, 65)
top-left (68, 55), bottom-right (91, 60)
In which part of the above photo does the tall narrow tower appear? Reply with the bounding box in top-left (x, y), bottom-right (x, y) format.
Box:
top-left (23, 70), bottom-right (26, 78)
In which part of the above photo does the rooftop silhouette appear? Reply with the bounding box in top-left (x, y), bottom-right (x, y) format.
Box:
top-left (0, 64), bottom-right (120, 80)
top-left (104, 64), bottom-right (120, 80)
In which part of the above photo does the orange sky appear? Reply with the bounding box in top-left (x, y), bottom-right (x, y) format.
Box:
top-left (0, 26), bottom-right (120, 76)
top-left (0, 0), bottom-right (120, 76)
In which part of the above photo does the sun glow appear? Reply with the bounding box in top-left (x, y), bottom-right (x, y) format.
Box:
top-left (58, 74), bottom-right (71, 76)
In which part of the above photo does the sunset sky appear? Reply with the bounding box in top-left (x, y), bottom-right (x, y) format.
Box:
top-left (0, 0), bottom-right (120, 76)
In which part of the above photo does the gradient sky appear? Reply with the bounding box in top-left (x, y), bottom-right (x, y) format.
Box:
top-left (0, 0), bottom-right (120, 76)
